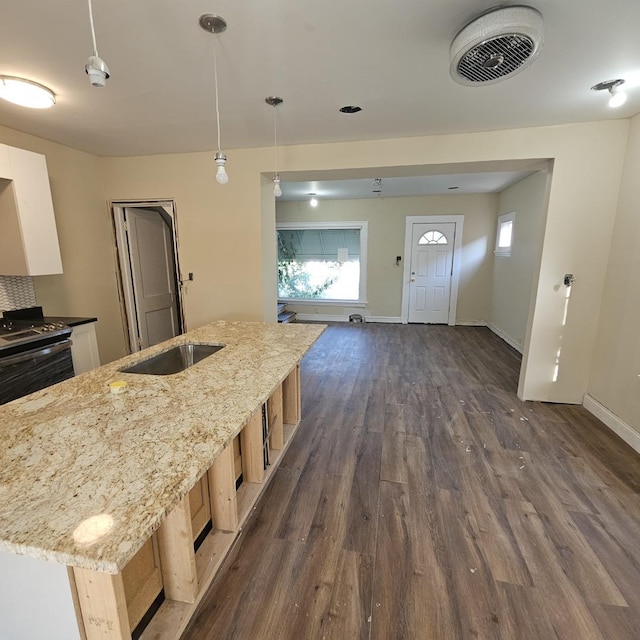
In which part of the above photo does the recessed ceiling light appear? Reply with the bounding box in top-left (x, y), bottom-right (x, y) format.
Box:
top-left (0, 76), bottom-right (55, 109)
top-left (308, 193), bottom-right (319, 207)
top-left (339, 105), bottom-right (362, 114)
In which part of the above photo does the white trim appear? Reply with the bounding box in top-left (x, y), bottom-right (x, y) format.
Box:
top-left (487, 322), bottom-right (524, 354)
top-left (455, 320), bottom-right (487, 327)
top-left (276, 220), bottom-right (368, 304)
top-left (295, 313), bottom-right (348, 322)
top-left (401, 215), bottom-right (464, 326)
top-left (583, 394), bottom-right (640, 455)
top-left (111, 200), bottom-right (184, 353)
top-left (279, 298), bottom-right (366, 307)
top-left (365, 316), bottom-right (402, 323)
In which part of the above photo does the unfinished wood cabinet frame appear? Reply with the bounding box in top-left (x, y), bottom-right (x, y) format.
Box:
top-left (268, 384), bottom-right (284, 451)
top-left (282, 364), bottom-right (301, 427)
top-left (157, 496), bottom-right (198, 604)
top-left (73, 364), bottom-right (305, 640)
top-left (72, 567), bottom-right (131, 640)
top-left (240, 408), bottom-right (265, 484)
top-left (208, 443), bottom-right (239, 532)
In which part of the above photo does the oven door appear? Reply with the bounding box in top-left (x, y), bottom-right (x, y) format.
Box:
top-left (0, 339), bottom-right (74, 405)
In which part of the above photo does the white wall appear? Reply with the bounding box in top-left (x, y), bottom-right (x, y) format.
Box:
top-left (588, 113), bottom-right (640, 436)
top-left (276, 193), bottom-right (497, 322)
top-left (0, 550), bottom-right (81, 640)
top-left (489, 171), bottom-right (549, 352)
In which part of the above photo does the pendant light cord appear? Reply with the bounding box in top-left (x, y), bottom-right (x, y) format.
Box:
top-left (212, 37), bottom-right (222, 153)
top-left (87, 0), bottom-right (99, 56)
top-left (273, 105), bottom-right (279, 175)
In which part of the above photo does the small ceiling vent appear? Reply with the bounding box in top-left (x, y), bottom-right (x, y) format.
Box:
top-left (450, 6), bottom-right (544, 86)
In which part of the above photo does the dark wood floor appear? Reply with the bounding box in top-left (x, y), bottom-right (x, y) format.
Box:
top-left (182, 323), bottom-right (640, 640)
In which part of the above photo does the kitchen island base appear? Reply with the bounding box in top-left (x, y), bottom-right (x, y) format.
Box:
top-left (70, 364), bottom-right (301, 640)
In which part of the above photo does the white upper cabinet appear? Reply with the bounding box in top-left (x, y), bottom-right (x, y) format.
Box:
top-left (0, 144), bottom-right (63, 276)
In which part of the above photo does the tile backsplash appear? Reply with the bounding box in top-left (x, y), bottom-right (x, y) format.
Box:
top-left (0, 275), bottom-right (37, 312)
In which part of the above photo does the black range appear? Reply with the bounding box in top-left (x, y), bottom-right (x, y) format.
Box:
top-left (0, 306), bottom-right (74, 405)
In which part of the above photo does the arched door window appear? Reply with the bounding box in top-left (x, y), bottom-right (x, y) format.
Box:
top-left (418, 230), bottom-right (448, 245)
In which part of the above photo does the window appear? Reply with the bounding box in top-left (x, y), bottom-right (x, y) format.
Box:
top-left (418, 230), bottom-right (448, 245)
top-left (495, 212), bottom-right (515, 257)
top-left (277, 221), bottom-right (368, 303)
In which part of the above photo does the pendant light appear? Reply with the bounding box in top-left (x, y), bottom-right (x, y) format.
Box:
top-left (85, 0), bottom-right (110, 87)
top-left (200, 14), bottom-right (229, 185)
top-left (265, 96), bottom-right (284, 197)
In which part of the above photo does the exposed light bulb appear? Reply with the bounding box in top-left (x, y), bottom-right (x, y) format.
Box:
top-left (215, 152), bottom-right (229, 184)
top-left (609, 88), bottom-right (627, 108)
top-left (85, 55), bottom-right (110, 88)
top-left (273, 176), bottom-right (282, 197)
top-left (310, 196), bottom-right (318, 208)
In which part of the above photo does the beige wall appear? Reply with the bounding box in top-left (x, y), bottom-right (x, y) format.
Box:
top-left (276, 193), bottom-right (497, 322)
top-left (100, 147), bottom-right (273, 332)
top-left (589, 113), bottom-right (640, 434)
top-left (0, 119), bottom-right (629, 406)
top-left (490, 171), bottom-right (549, 351)
top-left (0, 126), bottom-right (126, 365)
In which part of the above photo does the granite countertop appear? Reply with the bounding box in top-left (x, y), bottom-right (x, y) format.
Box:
top-left (0, 321), bottom-right (325, 573)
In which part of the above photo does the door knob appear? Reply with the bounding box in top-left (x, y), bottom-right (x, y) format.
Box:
top-left (410, 278), bottom-right (416, 282)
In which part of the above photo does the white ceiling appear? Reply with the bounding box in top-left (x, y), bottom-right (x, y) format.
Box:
top-left (1, 0), bottom-right (639, 160)
top-left (279, 171), bottom-right (537, 201)
top-left (0, 0), bottom-right (640, 199)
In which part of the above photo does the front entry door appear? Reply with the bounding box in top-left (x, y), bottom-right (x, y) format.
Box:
top-left (124, 207), bottom-right (180, 349)
top-left (407, 222), bottom-right (455, 324)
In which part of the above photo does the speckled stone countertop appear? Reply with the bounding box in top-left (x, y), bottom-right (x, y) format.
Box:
top-left (0, 321), bottom-right (325, 573)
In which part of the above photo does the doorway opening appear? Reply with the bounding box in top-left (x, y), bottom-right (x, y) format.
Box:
top-left (401, 215), bottom-right (464, 325)
top-left (111, 200), bottom-right (185, 353)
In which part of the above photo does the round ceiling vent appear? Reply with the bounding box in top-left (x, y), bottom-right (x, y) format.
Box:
top-left (450, 6), bottom-right (544, 86)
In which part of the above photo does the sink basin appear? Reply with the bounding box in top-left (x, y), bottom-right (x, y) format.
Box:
top-left (120, 343), bottom-right (224, 375)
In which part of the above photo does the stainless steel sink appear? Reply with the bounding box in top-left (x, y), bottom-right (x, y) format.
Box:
top-left (120, 343), bottom-right (224, 375)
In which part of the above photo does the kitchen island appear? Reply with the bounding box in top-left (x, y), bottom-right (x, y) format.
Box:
top-left (0, 320), bottom-right (325, 640)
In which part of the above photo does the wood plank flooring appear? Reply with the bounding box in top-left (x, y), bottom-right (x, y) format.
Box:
top-left (181, 323), bottom-right (640, 640)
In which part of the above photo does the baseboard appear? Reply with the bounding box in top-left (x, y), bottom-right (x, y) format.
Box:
top-left (295, 313), bottom-right (348, 322)
top-left (583, 394), bottom-right (640, 454)
top-left (296, 313), bottom-right (402, 323)
top-left (455, 320), bottom-right (487, 327)
top-left (365, 316), bottom-right (402, 323)
top-left (486, 322), bottom-right (523, 354)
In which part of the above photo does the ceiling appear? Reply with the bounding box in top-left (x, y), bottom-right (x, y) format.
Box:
top-left (0, 0), bottom-right (639, 161)
top-left (279, 171), bottom-right (536, 201)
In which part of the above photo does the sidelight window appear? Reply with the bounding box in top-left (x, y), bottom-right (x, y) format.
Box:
top-left (277, 222), bottom-right (368, 303)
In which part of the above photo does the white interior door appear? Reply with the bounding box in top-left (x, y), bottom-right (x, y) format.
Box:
top-left (408, 222), bottom-right (455, 324)
top-left (124, 207), bottom-right (180, 349)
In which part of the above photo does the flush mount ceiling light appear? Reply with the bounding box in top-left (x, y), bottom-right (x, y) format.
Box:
top-left (309, 193), bottom-right (318, 207)
top-left (591, 79), bottom-right (627, 108)
top-left (0, 76), bottom-right (55, 109)
top-left (85, 0), bottom-right (110, 87)
top-left (266, 96), bottom-right (284, 197)
top-left (200, 14), bottom-right (229, 185)
top-left (450, 6), bottom-right (544, 86)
